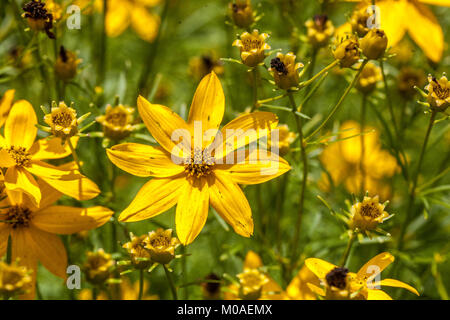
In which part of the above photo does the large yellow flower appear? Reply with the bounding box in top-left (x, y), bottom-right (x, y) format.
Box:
top-left (107, 72), bottom-right (290, 245)
top-left (305, 252), bottom-right (419, 300)
top-left (344, 0), bottom-right (450, 62)
top-left (0, 182), bottom-right (113, 299)
top-left (0, 101), bottom-right (100, 206)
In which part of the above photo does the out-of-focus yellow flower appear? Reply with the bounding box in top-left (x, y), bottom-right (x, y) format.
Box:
top-left (233, 30), bottom-right (271, 67)
top-left (225, 251), bottom-right (286, 300)
top-left (122, 233), bottom-right (152, 269)
top-left (332, 35), bottom-right (360, 68)
top-left (425, 73), bottom-right (450, 112)
top-left (96, 105), bottom-right (135, 141)
top-left (269, 124), bottom-right (296, 156)
top-left (8, 46), bottom-right (33, 69)
top-left (343, 0), bottom-right (450, 63)
top-left (397, 67), bottom-right (427, 99)
top-left (229, 0), bottom-right (254, 29)
top-left (390, 40), bottom-right (414, 65)
top-left (360, 29), bottom-right (388, 60)
top-left (22, 0), bottom-right (55, 39)
top-left (54, 46), bottom-right (81, 82)
top-left (45, 0), bottom-right (62, 21)
top-left (269, 52), bottom-right (304, 90)
top-left (349, 6), bottom-right (373, 37)
top-left (188, 53), bottom-right (224, 81)
top-left (305, 14), bottom-right (335, 48)
top-left (305, 252), bottom-right (419, 300)
top-left (349, 195), bottom-right (390, 234)
top-left (356, 62), bottom-right (382, 95)
top-left (43, 102), bottom-right (78, 139)
top-left (83, 249), bottom-right (115, 285)
top-left (285, 264), bottom-right (320, 300)
top-left (0, 261), bottom-right (32, 299)
top-left (319, 121), bottom-right (399, 199)
top-left (145, 228), bottom-right (179, 265)
top-left (79, 278), bottom-right (159, 300)
top-left (0, 89), bottom-right (15, 128)
top-left (201, 273), bottom-right (222, 299)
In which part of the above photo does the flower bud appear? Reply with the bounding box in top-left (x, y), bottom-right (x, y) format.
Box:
top-left (237, 268), bottom-right (269, 300)
top-left (145, 228), bottom-right (180, 265)
top-left (269, 52), bottom-right (303, 90)
top-left (360, 29), bottom-right (388, 60)
top-left (96, 105), bottom-right (135, 141)
top-left (356, 62), bottom-right (382, 95)
top-left (425, 73), bottom-right (450, 112)
top-left (55, 46), bottom-right (81, 82)
top-left (122, 233), bottom-right (152, 270)
top-left (229, 0), bottom-right (254, 29)
top-left (333, 35), bottom-right (360, 68)
top-left (305, 14), bottom-right (334, 48)
top-left (83, 249), bottom-right (115, 285)
top-left (233, 30), bottom-right (271, 67)
top-left (397, 67), bottom-right (426, 99)
top-left (349, 195), bottom-right (389, 233)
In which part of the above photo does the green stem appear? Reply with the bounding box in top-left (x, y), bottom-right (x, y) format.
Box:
top-left (67, 138), bottom-right (82, 172)
top-left (275, 173), bottom-right (289, 253)
top-left (305, 60), bottom-right (368, 141)
top-left (138, 269), bottom-right (144, 300)
top-left (360, 94), bottom-right (367, 195)
top-left (163, 265), bottom-right (178, 300)
top-left (299, 59), bottom-right (338, 90)
top-left (340, 232), bottom-right (355, 267)
top-left (97, 0), bottom-right (107, 86)
top-left (250, 68), bottom-right (259, 112)
top-left (397, 112), bottom-right (437, 250)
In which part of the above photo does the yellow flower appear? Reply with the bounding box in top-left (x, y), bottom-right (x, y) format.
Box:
top-left (319, 121), bottom-right (399, 199)
top-left (333, 35), bottom-right (360, 68)
top-left (305, 252), bottom-right (420, 300)
top-left (397, 67), bottom-right (427, 99)
top-left (344, 0), bottom-right (450, 63)
top-left (96, 105), bottom-right (135, 141)
top-left (349, 195), bottom-right (390, 234)
top-left (44, 0), bottom-right (62, 21)
top-left (188, 53), bottom-right (225, 81)
top-left (0, 260), bottom-right (32, 299)
top-left (83, 248), bottom-right (115, 285)
top-left (43, 102), bottom-right (78, 139)
top-left (0, 89), bottom-right (15, 128)
top-left (270, 124), bottom-right (296, 156)
top-left (105, 0), bottom-right (161, 42)
top-left (349, 6), bottom-right (373, 37)
top-left (285, 264), bottom-right (320, 300)
top-left (54, 46), bottom-right (81, 82)
top-left (79, 277), bottom-right (158, 300)
top-left (360, 29), bottom-right (388, 60)
top-left (0, 101), bottom-right (100, 205)
top-left (122, 233), bottom-right (152, 269)
top-left (425, 73), bottom-right (450, 112)
top-left (0, 183), bottom-right (113, 299)
top-left (356, 62), bottom-right (382, 95)
top-left (269, 52), bottom-right (304, 90)
top-left (22, 0), bottom-right (55, 39)
top-left (107, 72), bottom-right (290, 245)
top-left (145, 228), bottom-right (179, 264)
top-left (224, 251), bottom-right (286, 300)
top-left (233, 30), bottom-right (271, 67)
top-left (229, 0), bottom-right (254, 29)
top-left (305, 14), bottom-right (335, 48)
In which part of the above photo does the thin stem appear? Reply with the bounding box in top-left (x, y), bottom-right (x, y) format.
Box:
top-left (257, 93), bottom-right (287, 105)
top-left (397, 112), bottom-right (437, 250)
top-left (340, 232), bottom-right (355, 267)
top-left (97, 0), bottom-right (107, 86)
top-left (360, 94), bottom-right (367, 195)
top-left (299, 58), bottom-right (338, 91)
top-left (306, 60), bottom-right (368, 141)
top-left (138, 269), bottom-right (144, 300)
top-left (67, 138), bottom-right (82, 173)
top-left (380, 60), bottom-right (399, 136)
top-left (275, 173), bottom-right (289, 253)
top-left (250, 68), bottom-right (259, 112)
top-left (163, 265), bottom-right (178, 300)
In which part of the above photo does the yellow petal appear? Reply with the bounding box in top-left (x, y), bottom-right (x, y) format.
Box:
top-left (0, 224), bottom-right (10, 256)
top-left (405, 1), bottom-right (444, 62)
top-left (367, 289), bottom-right (392, 300)
top-left (0, 148), bottom-right (16, 167)
top-left (28, 226), bottom-right (67, 279)
top-left (34, 179), bottom-right (63, 210)
top-left (130, 5), bottom-right (160, 42)
top-left (0, 89), bottom-right (15, 128)
top-left (105, 0), bottom-right (131, 37)
top-left (286, 264), bottom-right (321, 300)
top-left (107, 143), bottom-right (184, 177)
top-left (306, 283), bottom-right (325, 297)
top-left (216, 150), bottom-right (290, 185)
top-left (175, 178), bottom-right (209, 245)
top-left (32, 206), bottom-right (113, 234)
top-left (28, 137), bottom-right (77, 160)
top-left (188, 72), bottom-right (225, 133)
top-left (5, 100), bottom-right (37, 149)
top-left (357, 252), bottom-right (394, 282)
top-left (419, 0), bottom-right (450, 6)
top-left (137, 95), bottom-right (191, 157)
top-left (4, 167), bottom-right (41, 206)
top-left (305, 258), bottom-right (337, 280)
top-left (243, 251), bottom-right (262, 269)
top-left (208, 171), bottom-right (253, 237)
top-left (376, 278), bottom-right (420, 296)
top-left (213, 112), bottom-right (279, 160)
top-left (119, 176), bottom-right (185, 222)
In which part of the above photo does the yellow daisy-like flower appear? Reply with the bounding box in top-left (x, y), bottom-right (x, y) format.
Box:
top-left (54, 46), bottom-right (81, 82)
top-left (0, 101), bottom-right (100, 205)
top-left (0, 89), bottom-right (15, 128)
top-left (145, 228), bottom-right (179, 265)
top-left (425, 73), bottom-right (450, 111)
top-left (96, 105), bottom-right (135, 141)
top-left (22, 0), bottom-right (55, 39)
top-left (269, 52), bottom-right (304, 90)
top-left (305, 252), bottom-right (420, 300)
top-left (305, 14), bottom-right (335, 48)
top-left (43, 102), bottom-right (78, 139)
top-left (0, 183), bottom-right (113, 299)
top-left (349, 195), bottom-right (390, 234)
top-left (83, 248), bottom-right (115, 285)
top-left (356, 62), bottom-right (382, 95)
top-left (224, 251), bottom-right (286, 300)
top-left (269, 124), bottom-right (296, 156)
top-left (332, 35), bottom-right (361, 68)
top-left (122, 233), bottom-right (152, 269)
top-left (232, 30), bottom-right (271, 68)
top-left (343, 0), bottom-right (450, 63)
top-left (188, 52), bottom-right (225, 82)
top-left (107, 72), bottom-right (290, 245)
top-left (0, 260), bottom-right (32, 299)
top-left (229, 0), bottom-right (254, 29)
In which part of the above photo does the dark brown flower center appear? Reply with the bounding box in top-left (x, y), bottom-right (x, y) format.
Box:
top-left (184, 147), bottom-right (215, 178)
top-left (314, 14), bottom-right (328, 31)
top-left (52, 111), bottom-right (74, 127)
top-left (5, 205), bottom-right (33, 229)
top-left (326, 267), bottom-right (349, 289)
top-left (23, 0), bottom-right (49, 20)
top-left (242, 38), bottom-right (262, 51)
top-left (360, 202), bottom-right (381, 218)
top-left (7, 146), bottom-right (31, 167)
top-left (270, 58), bottom-right (288, 75)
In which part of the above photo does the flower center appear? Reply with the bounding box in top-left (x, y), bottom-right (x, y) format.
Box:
top-left (22, 0), bottom-right (50, 20)
top-left (7, 146), bottom-right (31, 167)
top-left (360, 202), bottom-right (382, 218)
top-left (432, 78), bottom-right (449, 100)
top-left (52, 111), bottom-right (74, 128)
top-left (105, 111), bottom-right (128, 127)
top-left (59, 45), bottom-right (68, 62)
top-left (270, 58), bottom-right (288, 75)
top-left (149, 235), bottom-right (170, 248)
top-left (326, 267), bottom-right (349, 289)
top-left (242, 38), bottom-right (262, 51)
top-left (314, 14), bottom-right (328, 31)
top-left (184, 147), bottom-right (215, 178)
top-left (4, 205), bottom-right (33, 229)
